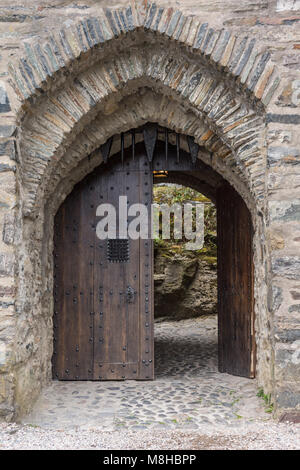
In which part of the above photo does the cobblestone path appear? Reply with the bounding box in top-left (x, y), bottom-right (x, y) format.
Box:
top-left (23, 316), bottom-right (269, 431)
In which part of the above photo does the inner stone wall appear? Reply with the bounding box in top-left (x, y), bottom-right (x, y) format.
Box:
top-left (0, 1), bottom-right (299, 421)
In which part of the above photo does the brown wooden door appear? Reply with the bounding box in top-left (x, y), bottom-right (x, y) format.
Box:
top-left (53, 150), bottom-right (154, 380)
top-left (217, 183), bottom-right (255, 378)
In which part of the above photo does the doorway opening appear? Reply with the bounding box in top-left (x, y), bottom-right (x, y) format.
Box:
top-left (52, 126), bottom-right (255, 383)
top-left (153, 182), bottom-right (218, 379)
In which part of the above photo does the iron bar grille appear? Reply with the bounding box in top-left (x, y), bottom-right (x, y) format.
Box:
top-left (107, 239), bottom-right (130, 263)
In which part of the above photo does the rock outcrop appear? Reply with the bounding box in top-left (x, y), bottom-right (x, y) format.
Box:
top-left (154, 250), bottom-right (217, 320)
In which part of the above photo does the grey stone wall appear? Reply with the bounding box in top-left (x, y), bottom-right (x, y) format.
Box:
top-left (0, 0), bottom-right (299, 421)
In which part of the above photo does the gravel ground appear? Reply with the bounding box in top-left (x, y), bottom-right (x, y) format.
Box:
top-left (0, 421), bottom-right (299, 450)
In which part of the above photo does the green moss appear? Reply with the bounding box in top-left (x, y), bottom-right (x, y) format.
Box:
top-left (153, 183), bottom-right (217, 261)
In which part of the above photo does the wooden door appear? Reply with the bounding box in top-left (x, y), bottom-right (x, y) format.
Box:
top-left (217, 183), bottom-right (255, 378)
top-left (52, 151), bottom-right (154, 380)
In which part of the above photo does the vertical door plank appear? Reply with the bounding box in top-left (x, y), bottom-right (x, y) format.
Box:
top-left (138, 154), bottom-right (154, 379)
top-left (77, 177), bottom-right (95, 380)
top-left (124, 158), bottom-right (140, 374)
top-left (93, 164), bottom-right (127, 379)
top-left (217, 183), bottom-right (255, 378)
top-left (53, 183), bottom-right (94, 380)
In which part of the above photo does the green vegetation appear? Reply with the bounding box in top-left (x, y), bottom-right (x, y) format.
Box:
top-left (153, 184), bottom-right (217, 261)
top-left (257, 388), bottom-right (274, 414)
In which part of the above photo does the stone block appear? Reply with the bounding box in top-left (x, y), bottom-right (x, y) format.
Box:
top-left (267, 146), bottom-right (300, 166)
top-left (0, 126), bottom-right (16, 138)
top-left (0, 83), bottom-right (11, 113)
top-left (276, 1), bottom-right (300, 12)
top-left (269, 199), bottom-right (300, 222)
top-left (0, 253), bottom-right (14, 277)
top-left (290, 290), bottom-right (300, 300)
top-left (275, 330), bottom-right (300, 343)
top-left (267, 114), bottom-right (300, 124)
top-left (2, 213), bottom-right (16, 245)
top-left (289, 304), bottom-right (300, 313)
top-left (268, 285), bottom-right (283, 312)
top-left (276, 389), bottom-right (300, 409)
top-left (272, 256), bottom-right (300, 280)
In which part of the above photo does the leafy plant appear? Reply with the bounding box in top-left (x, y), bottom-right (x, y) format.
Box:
top-left (257, 388), bottom-right (274, 414)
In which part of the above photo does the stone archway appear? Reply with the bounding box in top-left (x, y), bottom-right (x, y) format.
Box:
top-left (2, 3), bottom-right (298, 421)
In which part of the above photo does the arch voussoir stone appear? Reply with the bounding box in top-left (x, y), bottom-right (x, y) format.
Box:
top-left (8, 3), bottom-right (280, 112)
top-left (17, 41), bottom-right (267, 216)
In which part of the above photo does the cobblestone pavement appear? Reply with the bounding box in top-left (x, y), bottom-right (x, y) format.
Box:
top-left (23, 316), bottom-right (270, 431)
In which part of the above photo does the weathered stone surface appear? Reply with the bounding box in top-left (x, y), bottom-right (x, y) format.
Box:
top-left (272, 257), bottom-right (300, 280)
top-left (268, 147), bottom-right (300, 166)
top-left (0, 286), bottom-right (15, 298)
top-left (275, 330), bottom-right (300, 343)
top-left (267, 114), bottom-right (300, 124)
top-left (0, 253), bottom-right (14, 277)
top-left (279, 411), bottom-right (300, 424)
top-left (0, 83), bottom-right (11, 113)
top-left (268, 285), bottom-right (283, 312)
top-left (2, 214), bottom-right (16, 245)
top-left (269, 231), bottom-right (285, 250)
top-left (276, 390), bottom-right (300, 409)
top-left (0, 141), bottom-right (15, 160)
top-left (276, 1), bottom-right (300, 12)
top-left (290, 290), bottom-right (300, 300)
top-left (269, 200), bottom-right (300, 222)
top-left (0, 373), bottom-right (15, 420)
top-left (289, 304), bottom-right (300, 313)
top-left (0, 126), bottom-right (16, 138)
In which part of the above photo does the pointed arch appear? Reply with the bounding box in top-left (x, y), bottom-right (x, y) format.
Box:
top-left (8, 16), bottom-right (277, 216)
